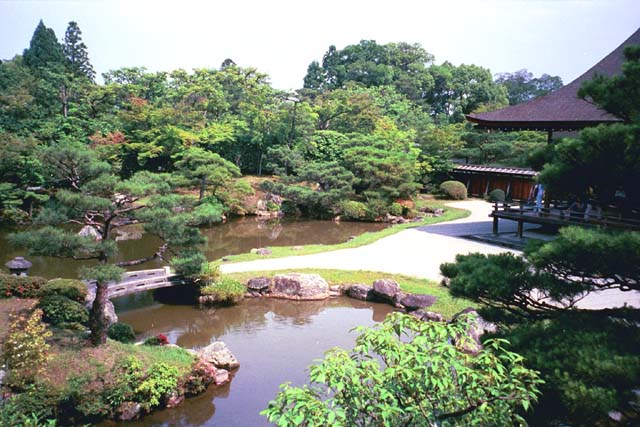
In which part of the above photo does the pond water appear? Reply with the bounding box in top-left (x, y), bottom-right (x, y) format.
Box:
top-left (99, 293), bottom-right (394, 427)
top-left (0, 217), bottom-right (387, 278)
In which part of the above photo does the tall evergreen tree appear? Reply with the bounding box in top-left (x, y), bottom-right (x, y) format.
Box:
top-left (63, 21), bottom-right (95, 81)
top-left (22, 20), bottom-right (65, 71)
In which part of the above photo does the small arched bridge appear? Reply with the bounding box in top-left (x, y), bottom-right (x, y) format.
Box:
top-left (86, 266), bottom-right (181, 299)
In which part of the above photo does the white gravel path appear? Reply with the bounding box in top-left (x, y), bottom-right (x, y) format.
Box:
top-left (220, 200), bottom-right (510, 279)
top-left (221, 200), bottom-right (640, 309)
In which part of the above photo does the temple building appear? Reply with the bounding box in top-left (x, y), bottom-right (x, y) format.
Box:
top-left (456, 28), bottom-right (640, 200)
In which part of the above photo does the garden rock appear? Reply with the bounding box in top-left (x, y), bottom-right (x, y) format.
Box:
top-left (398, 293), bottom-right (437, 311)
top-left (347, 284), bottom-right (373, 301)
top-left (256, 248), bottom-right (272, 255)
top-left (410, 309), bottom-right (444, 322)
top-left (372, 279), bottom-right (400, 303)
top-left (214, 368), bottom-right (230, 385)
top-left (84, 291), bottom-right (118, 326)
top-left (198, 341), bottom-right (240, 370)
top-left (247, 276), bottom-right (271, 293)
top-left (115, 401), bottom-right (141, 421)
top-left (452, 308), bottom-right (498, 355)
top-left (270, 273), bottom-right (330, 300)
top-left (165, 391), bottom-right (184, 408)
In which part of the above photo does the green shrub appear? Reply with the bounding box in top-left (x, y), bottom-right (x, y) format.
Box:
top-left (266, 200), bottom-right (280, 212)
top-left (0, 385), bottom-right (59, 426)
top-left (340, 200), bottom-right (368, 220)
top-left (38, 279), bottom-right (87, 303)
top-left (200, 277), bottom-right (246, 304)
top-left (364, 198), bottom-right (388, 220)
top-left (135, 363), bottom-right (180, 411)
top-left (38, 295), bottom-right (89, 326)
top-left (0, 274), bottom-right (46, 298)
top-left (108, 323), bottom-right (136, 343)
top-left (2, 309), bottom-right (52, 389)
top-left (439, 180), bottom-right (467, 200)
top-left (389, 202), bottom-right (404, 217)
top-left (487, 188), bottom-right (506, 203)
top-left (144, 334), bottom-right (169, 346)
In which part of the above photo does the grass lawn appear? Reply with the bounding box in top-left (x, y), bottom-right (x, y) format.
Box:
top-left (216, 199), bottom-right (470, 264)
top-left (224, 268), bottom-right (474, 318)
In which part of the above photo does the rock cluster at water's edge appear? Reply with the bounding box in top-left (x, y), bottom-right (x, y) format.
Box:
top-left (196, 341), bottom-right (240, 370)
top-left (271, 273), bottom-right (330, 300)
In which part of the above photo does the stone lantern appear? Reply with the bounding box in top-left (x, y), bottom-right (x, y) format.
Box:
top-left (5, 256), bottom-right (32, 276)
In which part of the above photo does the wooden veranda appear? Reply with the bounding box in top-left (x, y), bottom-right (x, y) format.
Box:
top-left (491, 201), bottom-right (640, 237)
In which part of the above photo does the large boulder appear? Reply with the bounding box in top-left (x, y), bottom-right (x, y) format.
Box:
top-left (270, 273), bottom-right (330, 300)
top-left (197, 341), bottom-right (240, 370)
top-left (397, 293), bottom-right (437, 311)
top-left (348, 284), bottom-right (373, 301)
top-left (84, 290), bottom-right (118, 326)
top-left (372, 279), bottom-right (400, 303)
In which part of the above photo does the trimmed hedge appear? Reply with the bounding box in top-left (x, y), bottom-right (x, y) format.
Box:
top-left (487, 189), bottom-right (506, 203)
top-left (0, 273), bottom-right (46, 298)
top-left (38, 295), bottom-right (89, 326)
top-left (340, 201), bottom-right (368, 220)
top-left (439, 181), bottom-right (467, 200)
top-left (108, 322), bottom-right (136, 343)
top-left (38, 278), bottom-right (87, 302)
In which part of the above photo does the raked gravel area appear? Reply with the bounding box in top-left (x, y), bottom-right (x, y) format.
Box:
top-left (221, 200), bottom-right (640, 310)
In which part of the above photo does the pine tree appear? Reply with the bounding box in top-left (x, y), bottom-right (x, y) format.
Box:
top-left (63, 21), bottom-right (96, 81)
top-left (22, 20), bottom-right (65, 71)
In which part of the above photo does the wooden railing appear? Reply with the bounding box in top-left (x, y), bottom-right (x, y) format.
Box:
top-left (491, 201), bottom-right (640, 235)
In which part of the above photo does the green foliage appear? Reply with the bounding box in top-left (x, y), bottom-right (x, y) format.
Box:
top-left (439, 180), bottom-right (467, 200)
top-left (0, 387), bottom-right (59, 427)
top-left (441, 227), bottom-right (640, 425)
top-left (143, 334), bottom-right (169, 346)
top-left (579, 45), bottom-right (640, 123)
top-left (200, 277), bottom-right (246, 304)
top-left (38, 278), bottom-right (87, 302)
top-left (134, 363), bottom-right (180, 411)
top-left (495, 69), bottom-right (562, 105)
top-left (0, 273), bottom-right (46, 298)
top-left (107, 322), bottom-right (136, 343)
top-left (3, 309), bottom-right (52, 389)
top-left (527, 227), bottom-right (640, 292)
top-left (487, 188), bottom-right (506, 202)
top-left (339, 200), bottom-right (368, 220)
top-left (191, 199), bottom-right (224, 226)
top-left (499, 315), bottom-right (640, 425)
top-left (38, 295), bottom-right (89, 326)
top-left (262, 312), bottom-right (542, 426)
top-left (389, 202), bottom-right (404, 216)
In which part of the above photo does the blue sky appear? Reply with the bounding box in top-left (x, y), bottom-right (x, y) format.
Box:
top-left (1, 0), bottom-right (639, 90)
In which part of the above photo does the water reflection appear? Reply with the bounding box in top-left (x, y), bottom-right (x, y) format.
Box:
top-left (102, 294), bottom-right (393, 427)
top-left (0, 218), bottom-right (387, 278)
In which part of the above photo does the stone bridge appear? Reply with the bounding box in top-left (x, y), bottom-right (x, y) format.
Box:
top-left (85, 266), bottom-right (179, 299)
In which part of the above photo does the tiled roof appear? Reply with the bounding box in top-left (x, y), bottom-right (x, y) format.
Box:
top-left (466, 28), bottom-right (640, 131)
top-left (454, 164), bottom-right (538, 177)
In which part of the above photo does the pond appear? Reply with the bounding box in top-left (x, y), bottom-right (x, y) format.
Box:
top-left (0, 217), bottom-right (388, 278)
top-left (99, 293), bottom-right (394, 427)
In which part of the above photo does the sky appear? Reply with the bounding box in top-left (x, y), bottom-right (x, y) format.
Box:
top-left (1, 0), bottom-right (639, 90)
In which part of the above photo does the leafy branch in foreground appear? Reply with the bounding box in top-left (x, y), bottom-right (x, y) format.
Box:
top-left (262, 312), bottom-right (542, 427)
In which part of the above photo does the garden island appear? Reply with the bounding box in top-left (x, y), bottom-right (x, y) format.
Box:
top-left (0, 17), bottom-right (639, 427)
